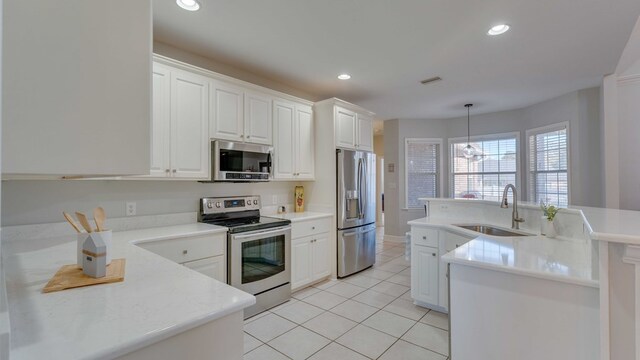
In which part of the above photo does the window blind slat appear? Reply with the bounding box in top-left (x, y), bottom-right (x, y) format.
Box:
top-left (406, 140), bottom-right (440, 208)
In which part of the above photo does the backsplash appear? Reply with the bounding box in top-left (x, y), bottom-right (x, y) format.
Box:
top-left (1, 180), bottom-right (306, 226)
top-left (424, 198), bottom-right (589, 241)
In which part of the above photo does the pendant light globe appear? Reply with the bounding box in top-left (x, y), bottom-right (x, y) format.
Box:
top-left (463, 104), bottom-right (475, 159)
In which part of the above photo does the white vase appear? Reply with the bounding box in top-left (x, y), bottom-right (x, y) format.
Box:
top-left (543, 219), bottom-right (557, 238)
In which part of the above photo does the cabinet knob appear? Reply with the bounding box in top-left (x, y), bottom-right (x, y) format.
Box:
top-left (432, 253), bottom-right (436, 257)
top-left (312, 226), bottom-right (315, 230)
top-left (422, 236), bottom-right (426, 240)
top-left (165, 169), bottom-right (170, 173)
top-left (183, 250), bottom-right (188, 255)
top-left (172, 169), bottom-right (177, 173)
top-left (246, 135), bottom-right (250, 139)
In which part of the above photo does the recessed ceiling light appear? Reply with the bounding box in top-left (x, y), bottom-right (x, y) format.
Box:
top-left (177, 0), bottom-right (200, 11)
top-left (338, 74), bottom-right (351, 80)
top-left (488, 24), bottom-right (510, 36)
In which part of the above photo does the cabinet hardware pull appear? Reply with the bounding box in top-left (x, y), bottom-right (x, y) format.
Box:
top-left (312, 227), bottom-right (315, 230)
top-left (165, 169), bottom-right (170, 173)
top-left (183, 250), bottom-right (188, 255)
top-left (246, 136), bottom-right (250, 139)
top-left (172, 169), bottom-right (177, 173)
top-left (432, 253), bottom-right (436, 256)
top-left (422, 236), bottom-right (426, 240)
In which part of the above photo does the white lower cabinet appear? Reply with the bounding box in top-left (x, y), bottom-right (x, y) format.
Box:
top-left (291, 233), bottom-right (330, 290)
top-left (183, 255), bottom-right (226, 283)
top-left (137, 232), bottom-right (227, 283)
top-left (290, 217), bottom-right (331, 291)
top-left (411, 225), bottom-right (473, 312)
top-left (411, 245), bottom-right (439, 306)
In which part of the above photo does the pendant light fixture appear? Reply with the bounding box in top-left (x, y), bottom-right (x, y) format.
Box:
top-left (462, 104), bottom-right (475, 159)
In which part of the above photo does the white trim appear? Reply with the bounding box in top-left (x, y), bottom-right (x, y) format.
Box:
top-left (525, 122), bottom-right (571, 206)
top-left (404, 138), bottom-right (444, 209)
top-left (448, 131), bottom-right (521, 200)
top-left (617, 74), bottom-right (640, 86)
top-left (623, 244), bottom-right (640, 360)
top-left (599, 241), bottom-right (610, 360)
top-left (153, 54), bottom-right (314, 107)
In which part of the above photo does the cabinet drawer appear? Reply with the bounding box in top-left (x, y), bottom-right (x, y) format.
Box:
top-left (412, 227), bottom-right (438, 247)
top-left (292, 217), bottom-right (331, 239)
top-left (138, 233), bottom-right (225, 264)
top-left (445, 232), bottom-right (473, 252)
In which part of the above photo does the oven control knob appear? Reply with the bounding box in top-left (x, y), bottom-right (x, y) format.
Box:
top-left (215, 202), bottom-right (222, 208)
top-left (206, 202), bottom-right (213, 209)
top-left (246, 198), bottom-right (252, 205)
top-left (253, 200), bottom-right (258, 205)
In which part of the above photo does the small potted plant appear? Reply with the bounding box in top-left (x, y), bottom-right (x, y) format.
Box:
top-left (540, 201), bottom-right (559, 238)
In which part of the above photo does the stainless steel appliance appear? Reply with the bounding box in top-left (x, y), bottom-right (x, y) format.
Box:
top-left (198, 196), bottom-right (291, 318)
top-left (337, 149), bottom-right (377, 277)
top-left (210, 140), bottom-right (273, 182)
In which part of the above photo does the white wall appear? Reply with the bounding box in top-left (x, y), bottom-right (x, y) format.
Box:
top-left (384, 87), bottom-right (602, 236)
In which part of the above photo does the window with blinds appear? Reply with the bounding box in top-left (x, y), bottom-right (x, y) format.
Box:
top-left (528, 125), bottom-right (568, 207)
top-left (450, 135), bottom-right (518, 202)
top-left (405, 139), bottom-right (441, 208)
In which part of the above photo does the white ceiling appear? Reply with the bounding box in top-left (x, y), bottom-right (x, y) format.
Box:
top-left (153, 0), bottom-right (640, 120)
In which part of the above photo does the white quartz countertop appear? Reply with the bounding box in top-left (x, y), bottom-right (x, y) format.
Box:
top-left (264, 211), bottom-right (333, 223)
top-left (3, 223), bottom-right (255, 360)
top-left (409, 217), bottom-right (598, 288)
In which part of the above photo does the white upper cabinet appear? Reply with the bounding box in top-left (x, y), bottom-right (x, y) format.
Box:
top-left (210, 82), bottom-right (273, 145)
top-left (170, 69), bottom-right (210, 179)
top-left (244, 91), bottom-right (273, 145)
top-left (357, 113), bottom-right (374, 152)
top-left (295, 105), bottom-right (315, 180)
top-left (141, 63), bottom-right (209, 180)
top-left (273, 100), bottom-right (315, 180)
top-left (149, 64), bottom-right (172, 178)
top-left (335, 107), bottom-right (357, 149)
top-left (334, 106), bottom-right (374, 152)
top-left (209, 81), bottom-right (244, 142)
top-left (2, 0), bottom-right (152, 177)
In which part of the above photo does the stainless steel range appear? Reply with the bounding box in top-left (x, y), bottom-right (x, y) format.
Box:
top-left (198, 195), bottom-right (291, 318)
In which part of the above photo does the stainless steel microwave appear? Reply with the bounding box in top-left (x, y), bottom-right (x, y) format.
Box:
top-left (210, 140), bottom-right (273, 182)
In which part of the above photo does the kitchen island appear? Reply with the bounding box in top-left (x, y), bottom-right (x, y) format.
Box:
top-left (410, 198), bottom-right (600, 360)
top-left (2, 223), bottom-right (255, 360)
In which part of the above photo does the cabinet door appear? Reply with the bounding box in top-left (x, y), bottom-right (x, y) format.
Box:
top-left (183, 255), bottom-right (226, 283)
top-left (210, 80), bottom-right (244, 141)
top-left (273, 100), bottom-right (296, 179)
top-left (295, 105), bottom-right (315, 180)
top-left (311, 233), bottom-right (330, 280)
top-left (244, 91), bottom-right (272, 145)
top-left (411, 245), bottom-right (439, 306)
top-left (357, 113), bottom-right (374, 152)
top-left (148, 63), bottom-right (171, 177)
top-left (170, 69), bottom-right (210, 179)
top-left (291, 237), bottom-right (313, 290)
top-left (335, 106), bottom-right (357, 149)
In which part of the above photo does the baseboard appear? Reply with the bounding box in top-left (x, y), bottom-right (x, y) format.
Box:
top-left (382, 234), bottom-right (406, 243)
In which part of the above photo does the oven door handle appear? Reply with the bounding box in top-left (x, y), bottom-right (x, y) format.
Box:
top-left (231, 226), bottom-right (291, 240)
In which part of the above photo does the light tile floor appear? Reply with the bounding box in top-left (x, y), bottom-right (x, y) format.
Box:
top-left (243, 227), bottom-right (450, 360)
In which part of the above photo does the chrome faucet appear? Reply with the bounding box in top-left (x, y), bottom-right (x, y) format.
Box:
top-left (500, 184), bottom-right (524, 229)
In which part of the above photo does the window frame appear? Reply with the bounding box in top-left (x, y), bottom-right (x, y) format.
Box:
top-left (448, 131), bottom-right (521, 201)
top-left (404, 138), bottom-right (444, 209)
top-left (525, 122), bottom-right (570, 207)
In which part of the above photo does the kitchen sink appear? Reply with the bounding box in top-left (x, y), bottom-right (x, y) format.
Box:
top-left (454, 224), bottom-right (531, 237)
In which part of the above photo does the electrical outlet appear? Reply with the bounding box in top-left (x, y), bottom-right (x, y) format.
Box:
top-left (126, 202), bottom-right (136, 216)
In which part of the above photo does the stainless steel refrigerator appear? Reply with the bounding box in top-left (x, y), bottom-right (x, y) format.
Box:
top-left (337, 149), bottom-right (376, 278)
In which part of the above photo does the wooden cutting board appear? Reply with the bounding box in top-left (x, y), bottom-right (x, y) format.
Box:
top-left (43, 259), bottom-right (126, 293)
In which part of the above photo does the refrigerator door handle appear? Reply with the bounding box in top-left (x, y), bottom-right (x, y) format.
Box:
top-left (361, 158), bottom-right (367, 219)
top-left (357, 158), bottom-right (364, 219)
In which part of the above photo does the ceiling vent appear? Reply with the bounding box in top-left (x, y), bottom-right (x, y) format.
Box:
top-left (420, 76), bottom-right (442, 85)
